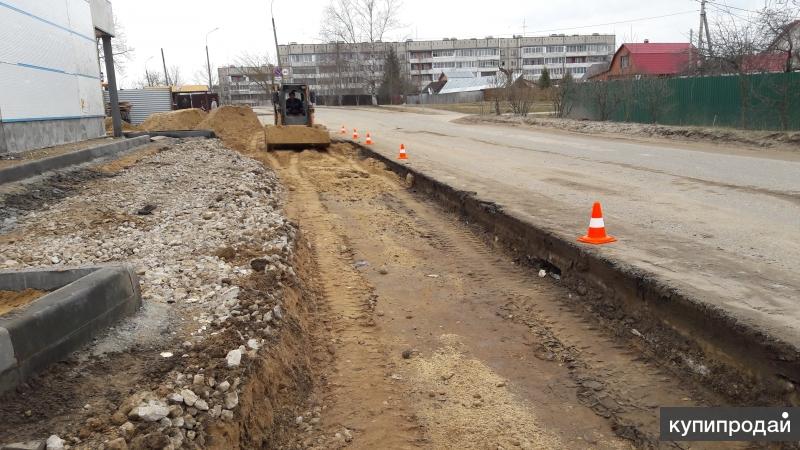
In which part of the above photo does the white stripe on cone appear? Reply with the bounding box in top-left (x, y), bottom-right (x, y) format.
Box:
top-left (589, 218), bottom-right (605, 228)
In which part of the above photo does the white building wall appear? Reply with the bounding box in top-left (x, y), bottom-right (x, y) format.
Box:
top-left (0, 0), bottom-right (104, 124)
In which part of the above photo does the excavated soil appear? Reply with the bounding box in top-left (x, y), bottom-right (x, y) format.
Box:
top-left (140, 108), bottom-right (207, 131)
top-left (104, 117), bottom-right (140, 134)
top-left (0, 289), bottom-right (47, 316)
top-left (246, 144), bottom-right (742, 449)
top-left (195, 106), bottom-right (263, 151)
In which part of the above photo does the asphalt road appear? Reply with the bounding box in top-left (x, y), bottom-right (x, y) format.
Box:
top-left (314, 106), bottom-right (800, 349)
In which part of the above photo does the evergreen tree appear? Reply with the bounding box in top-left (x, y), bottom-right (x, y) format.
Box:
top-left (378, 47), bottom-right (407, 99)
top-left (538, 66), bottom-right (552, 89)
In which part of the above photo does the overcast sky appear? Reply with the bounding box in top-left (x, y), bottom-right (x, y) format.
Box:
top-left (112, 0), bottom-right (769, 88)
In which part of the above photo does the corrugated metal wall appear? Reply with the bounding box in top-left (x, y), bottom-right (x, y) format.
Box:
top-left (104, 88), bottom-right (172, 125)
top-left (566, 72), bottom-right (800, 131)
top-left (0, 0), bottom-right (104, 123)
top-left (407, 91), bottom-right (484, 105)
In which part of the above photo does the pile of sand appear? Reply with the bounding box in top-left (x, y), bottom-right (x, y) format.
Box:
top-left (104, 117), bottom-right (139, 134)
top-left (195, 106), bottom-right (263, 151)
top-left (140, 108), bottom-right (207, 131)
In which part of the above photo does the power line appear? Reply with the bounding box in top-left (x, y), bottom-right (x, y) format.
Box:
top-left (405, 10), bottom-right (698, 42)
top-left (519, 10), bottom-right (700, 36)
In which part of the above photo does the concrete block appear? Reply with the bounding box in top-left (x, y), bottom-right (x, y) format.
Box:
top-left (0, 135), bottom-right (150, 185)
top-left (0, 265), bottom-right (141, 394)
top-left (0, 327), bottom-right (15, 373)
top-left (0, 118), bottom-right (104, 155)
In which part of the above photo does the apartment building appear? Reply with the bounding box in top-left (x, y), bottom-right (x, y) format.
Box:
top-left (278, 33), bottom-right (615, 99)
top-left (217, 66), bottom-right (274, 106)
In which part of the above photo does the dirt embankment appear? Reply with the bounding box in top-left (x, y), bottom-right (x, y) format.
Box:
top-left (140, 108), bottom-right (207, 131)
top-left (104, 117), bottom-right (140, 134)
top-left (0, 139), bottom-right (317, 449)
top-left (195, 106), bottom-right (264, 151)
top-left (456, 114), bottom-right (800, 150)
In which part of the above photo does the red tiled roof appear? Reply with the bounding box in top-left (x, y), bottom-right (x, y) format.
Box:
top-left (624, 43), bottom-right (693, 75)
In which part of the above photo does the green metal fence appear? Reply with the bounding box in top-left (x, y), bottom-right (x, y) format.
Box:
top-left (566, 72), bottom-right (800, 131)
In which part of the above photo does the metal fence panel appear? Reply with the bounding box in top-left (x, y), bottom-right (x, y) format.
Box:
top-left (104, 88), bottom-right (172, 125)
top-left (566, 72), bottom-right (800, 131)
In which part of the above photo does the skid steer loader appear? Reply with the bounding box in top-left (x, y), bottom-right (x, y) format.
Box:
top-left (264, 83), bottom-right (331, 151)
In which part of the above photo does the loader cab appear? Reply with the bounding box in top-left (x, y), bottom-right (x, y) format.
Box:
top-left (273, 84), bottom-right (317, 126)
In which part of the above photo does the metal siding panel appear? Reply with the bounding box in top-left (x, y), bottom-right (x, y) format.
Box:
top-left (78, 75), bottom-right (103, 116)
top-left (0, 0), bottom-right (101, 123)
top-left (4, 0), bottom-right (71, 31)
top-left (0, 63), bottom-right (81, 120)
top-left (104, 88), bottom-right (173, 125)
top-left (89, 0), bottom-right (114, 36)
top-left (0, 6), bottom-right (76, 73)
top-left (70, 33), bottom-right (100, 78)
top-left (67, 0), bottom-right (93, 38)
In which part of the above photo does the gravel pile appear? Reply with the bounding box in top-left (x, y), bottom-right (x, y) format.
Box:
top-left (0, 138), bottom-right (299, 449)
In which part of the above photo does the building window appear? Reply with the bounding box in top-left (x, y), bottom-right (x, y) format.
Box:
top-left (621, 55), bottom-right (630, 69)
top-left (566, 45), bottom-right (587, 52)
top-left (522, 58), bottom-right (544, 66)
top-left (546, 45), bottom-right (565, 53)
top-left (432, 50), bottom-right (455, 57)
top-left (522, 46), bottom-right (545, 54)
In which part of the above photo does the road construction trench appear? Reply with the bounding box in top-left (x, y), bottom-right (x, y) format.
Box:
top-left (259, 144), bottom-right (734, 449)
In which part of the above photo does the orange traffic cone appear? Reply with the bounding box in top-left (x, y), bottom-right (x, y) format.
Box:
top-left (365, 132), bottom-right (373, 145)
top-left (353, 128), bottom-right (359, 140)
top-left (578, 202), bottom-right (616, 244)
top-left (398, 144), bottom-right (408, 160)
top-left (340, 125), bottom-right (346, 134)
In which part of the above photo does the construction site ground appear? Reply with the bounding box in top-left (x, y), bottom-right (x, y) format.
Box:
top-left (0, 105), bottom-right (793, 449)
top-left (314, 106), bottom-right (800, 357)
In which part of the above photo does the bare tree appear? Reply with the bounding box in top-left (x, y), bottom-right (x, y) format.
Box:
top-left (637, 77), bottom-right (674, 124)
top-left (552, 71), bottom-right (576, 118)
top-left (587, 80), bottom-right (618, 121)
top-left (134, 69), bottom-right (164, 88)
top-left (320, 0), bottom-right (403, 103)
top-left (97, 16), bottom-right (134, 77)
top-left (192, 66), bottom-right (217, 88)
top-left (759, 0), bottom-right (800, 73)
top-left (234, 52), bottom-right (276, 97)
top-left (168, 66), bottom-right (183, 87)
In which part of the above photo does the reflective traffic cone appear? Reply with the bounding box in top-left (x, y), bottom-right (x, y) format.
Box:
top-left (365, 132), bottom-right (373, 145)
top-left (340, 125), bottom-right (346, 134)
top-left (353, 129), bottom-right (359, 140)
top-left (578, 202), bottom-right (616, 245)
top-left (398, 144), bottom-right (408, 160)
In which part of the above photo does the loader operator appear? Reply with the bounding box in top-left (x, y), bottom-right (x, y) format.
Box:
top-left (286, 90), bottom-right (304, 116)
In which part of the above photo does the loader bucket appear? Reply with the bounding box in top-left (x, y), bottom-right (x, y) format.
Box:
top-left (265, 125), bottom-right (331, 151)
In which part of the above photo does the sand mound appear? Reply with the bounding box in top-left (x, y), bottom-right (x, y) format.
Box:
top-left (104, 117), bottom-right (139, 134)
top-left (140, 108), bottom-right (207, 131)
top-left (195, 106), bottom-right (263, 151)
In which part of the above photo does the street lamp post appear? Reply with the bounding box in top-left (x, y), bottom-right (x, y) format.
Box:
top-left (206, 27), bottom-right (220, 92)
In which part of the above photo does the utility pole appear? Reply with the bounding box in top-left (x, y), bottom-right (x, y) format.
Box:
top-left (161, 48), bottom-right (170, 86)
top-left (271, 0), bottom-right (282, 81)
top-left (698, 0), bottom-right (713, 57)
top-left (206, 27), bottom-right (220, 92)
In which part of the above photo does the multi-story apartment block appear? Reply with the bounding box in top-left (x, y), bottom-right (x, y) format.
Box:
top-left (278, 33), bottom-right (615, 99)
top-left (218, 66), bottom-right (274, 106)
